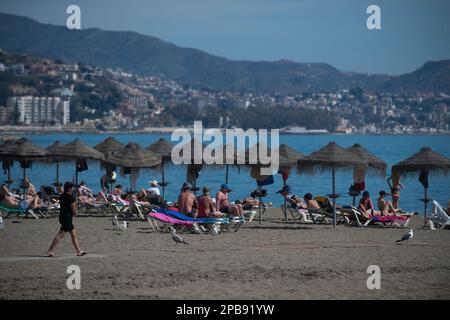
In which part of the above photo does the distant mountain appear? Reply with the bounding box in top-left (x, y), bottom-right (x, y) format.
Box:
top-left (378, 60), bottom-right (450, 94)
top-left (0, 12), bottom-right (448, 94)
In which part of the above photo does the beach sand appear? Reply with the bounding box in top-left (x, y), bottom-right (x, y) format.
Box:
top-left (1, 209), bottom-right (449, 300)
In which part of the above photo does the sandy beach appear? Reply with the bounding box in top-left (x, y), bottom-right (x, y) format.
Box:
top-left (0, 209), bottom-right (449, 300)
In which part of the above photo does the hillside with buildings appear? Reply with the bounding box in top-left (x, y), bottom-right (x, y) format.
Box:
top-left (0, 50), bottom-right (449, 134)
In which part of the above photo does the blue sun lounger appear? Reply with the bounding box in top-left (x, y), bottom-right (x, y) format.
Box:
top-left (157, 208), bottom-right (244, 232)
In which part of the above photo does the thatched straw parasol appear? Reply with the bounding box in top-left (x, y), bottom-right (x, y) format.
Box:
top-left (297, 141), bottom-right (366, 228)
top-left (278, 144), bottom-right (305, 221)
top-left (103, 142), bottom-right (162, 192)
top-left (347, 143), bottom-right (387, 176)
top-left (94, 137), bottom-right (125, 155)
top-left (48, 139), bottom-right (104, 186)
top-left (174, 139), bottom-right (206, 194)
top-left (0, 138), bottom-right (17, 187)
top-left (215, 143), bottom-right (241, 185)
top-left (392, 147), bottom-right (450, 225)
top-left (279, 144), bottom-right (305, 169)
top-left (147, 138), bottom-right (174, 199)
top-left (245, 142), bottom-right (276, 224)
top-left (93, 137), bottom-right (125, 193)
top-left (46, 141), bottom-right (67, 188)
top-left (346, 143), bottom-right (387, 205)
top-left (147, 138), bottom-right (173, 159)
top-left (0, 137), bottom-right (48, 191)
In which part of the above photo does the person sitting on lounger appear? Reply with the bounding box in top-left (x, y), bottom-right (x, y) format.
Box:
top-left (113, 184), bottom-right (125, 196)
top-left (147, 180), bottom-right (160, 196)
top-left (377, 190), bottom-right (400, 216)
top-left (197, 186), bottom-right (223, 218)
top-left (277, 185), bottom-right (313, 222)
top-left (304, 193), bottom-right (321, 209)
top-left (215, 184), bottom-right (243, 218)
top-left (178, 183), bottom-right (198, 217)
top-left (358, 191), bottom-right (377, 216)
top-left (23, 177), bottom-right (37, 196)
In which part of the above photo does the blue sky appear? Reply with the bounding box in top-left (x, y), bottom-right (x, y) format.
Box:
top-left (0, 0), bottom-right (449, 75)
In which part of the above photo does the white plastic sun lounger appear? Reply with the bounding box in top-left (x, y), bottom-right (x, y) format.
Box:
top-left (429, 200), bottom-right (450, 229)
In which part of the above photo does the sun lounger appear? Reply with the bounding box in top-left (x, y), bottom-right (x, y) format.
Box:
top-left (147, 212), bottom-right (201, 233)
top-left (242, 204), bottom-right (266, 222)
top-left (341, 206), bottom-right (412, 228)
top-left (0, 204), bottom-right (40, 219)
top-left (429, 200), bottom-right (450, 229)
top-left (156, 208), bottom-right (239, 232)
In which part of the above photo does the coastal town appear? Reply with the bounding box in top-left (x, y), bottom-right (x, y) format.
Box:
top-left (1, 49), bottom-right (449, 134)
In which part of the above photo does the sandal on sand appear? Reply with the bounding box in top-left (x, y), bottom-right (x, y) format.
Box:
top-left (47, 251), bottom-right (55, 258)
top-left (77, 251), bottom-right (88, 256)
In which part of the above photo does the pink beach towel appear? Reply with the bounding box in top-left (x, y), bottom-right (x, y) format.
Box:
top-left (147, 212), bottom-right (194, 227)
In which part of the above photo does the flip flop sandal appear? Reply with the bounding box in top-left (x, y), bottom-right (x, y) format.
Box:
top-left (47, 252), bottom-right (56, 257)
top-left (77, 251), bottom-right (88, 256)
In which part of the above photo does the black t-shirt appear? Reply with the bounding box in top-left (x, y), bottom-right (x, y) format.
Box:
top-left (59, 193), bottom-right (75, 217)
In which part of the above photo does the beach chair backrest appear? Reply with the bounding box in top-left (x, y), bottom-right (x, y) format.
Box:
top-left (432, 200), bottom-right (450, 221)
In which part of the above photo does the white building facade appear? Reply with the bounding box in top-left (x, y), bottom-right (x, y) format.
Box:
top-left (7, 96), bottom-right (70, 125)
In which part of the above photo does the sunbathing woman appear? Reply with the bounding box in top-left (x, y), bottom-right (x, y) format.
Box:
top-left (358, 191), bottom-right (377, 216)
top-left (78, 181), bottom-right (108, 205)
top-left (377, 191), bottom-right (399, 216)
top-left (387, 173), bottom-right (404, 210)
top-left (23, 177), bottom-right (38, 198)
top-left (0, 184), bottom-right (20, 207)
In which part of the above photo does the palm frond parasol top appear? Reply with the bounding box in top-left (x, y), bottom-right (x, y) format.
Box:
top-left (297, 141), bottom-right (366, 173)
top-left (48, 139), bottom-right (104, 160)
top-left (94, 137), bottom-right (125, 155)
top-left (392, 147), bottom-right (450, 176)
top-left (103, 142), bottom-right (162, 168)
top-left (147, 138), bottom-right (174, 161)
top-left (347, 143), bottom-right (387, 176)
top-left (0, 137), bottom-right (47, 159)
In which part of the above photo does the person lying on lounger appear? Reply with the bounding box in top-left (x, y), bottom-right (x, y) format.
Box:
top-left (0, 184), bottom-right (41, 210)
top-left (78, 181), bottom-right (108, 204)
top-left (277, 185), bottom-right (315, 222)
top-left (241, 191), bottom-right (273, 208)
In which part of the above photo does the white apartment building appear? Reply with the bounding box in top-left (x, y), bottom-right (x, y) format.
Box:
top-left (7, 96), bottom-right (70, 125)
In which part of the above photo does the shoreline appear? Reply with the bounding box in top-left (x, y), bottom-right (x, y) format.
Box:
top-left (1, 126), bottom-right (449, 136)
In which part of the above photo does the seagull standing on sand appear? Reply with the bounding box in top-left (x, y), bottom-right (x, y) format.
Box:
top-left (396, 229), bottom-right (414, 246)
top-left (170, 226), bottom-right (188, 245)
top-left (113, 215), bottom-right (128, 231)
